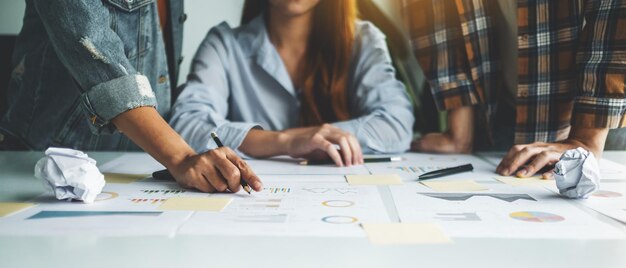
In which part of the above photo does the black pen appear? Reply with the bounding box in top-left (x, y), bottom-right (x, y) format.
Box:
top-left (418, 164), bottom-right (474, 181)
top-left (300, 156), bottom-right (403, 166)
top-left (152, 132), bottom-right (252, 194)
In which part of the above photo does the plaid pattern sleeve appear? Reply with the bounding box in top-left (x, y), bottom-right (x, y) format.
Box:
top-left (402, 0), bottom-right (497, 111)
top-left (515, 0), bottom-right (582, 143)
top-left (406, 0), bottom-right (626, 145)
top-left (571, 0), bottom-right (626, 129)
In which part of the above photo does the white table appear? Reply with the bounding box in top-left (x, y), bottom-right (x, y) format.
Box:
top-left (1, 151), bottom-right (625, 268)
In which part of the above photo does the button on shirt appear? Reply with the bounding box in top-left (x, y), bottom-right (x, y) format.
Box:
top-left (170, 16), bottom-right (414, 154)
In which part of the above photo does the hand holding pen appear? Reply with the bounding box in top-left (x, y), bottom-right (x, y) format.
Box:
top-left (153, 132), bottom-right (263, 194)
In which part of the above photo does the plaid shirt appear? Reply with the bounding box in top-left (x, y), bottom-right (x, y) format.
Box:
top-left (404, 0), bottom-right (626, 144)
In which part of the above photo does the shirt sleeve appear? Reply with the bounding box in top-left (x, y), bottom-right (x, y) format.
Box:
top-left (403, 0), bottom-right (490, 111)
top-left (333, 22), bottom-right (414, 154)
top-left (572, 0), bottom-right (626, 129)
top-left (169, 26), bottom-right (261, 153)
top-left (32, 0), bottom-right (157, 134)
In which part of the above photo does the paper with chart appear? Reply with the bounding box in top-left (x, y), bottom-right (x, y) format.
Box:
top-left (598, 158), bottom-right (626, 182)
top-left (177, 181), bottom-right (390, 237)
top-left (246, 157), bottom-right (370, 175)
top-left (365, 153), bottom-right (496, 181)
top-left (579, 183), bottom-right (626, 224)
top-left (390, 182), bottom-right (625, 239)
top-left (0, 181), bottom-right (199, 236)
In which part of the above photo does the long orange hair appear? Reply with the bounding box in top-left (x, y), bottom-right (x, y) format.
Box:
top-left (241, 0), bottom-right (357, 126)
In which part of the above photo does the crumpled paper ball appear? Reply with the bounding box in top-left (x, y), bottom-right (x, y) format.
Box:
top-left (553, 147), bottom-right (600, 199)
top-left (34, 147), bottom-right (105, 203)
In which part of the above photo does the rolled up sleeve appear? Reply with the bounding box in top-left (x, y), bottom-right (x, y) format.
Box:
top-left (33, 0), bottom-right (157, 134)
top-left (572, 0), bottom-right (626, 129)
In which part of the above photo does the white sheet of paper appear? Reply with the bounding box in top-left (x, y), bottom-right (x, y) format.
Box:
top-left (177, 181), bottom-right (390, 237)
top-left (599, 158), bottom-right (626, 182)
top-left (390, 182), bottom-right (625, 239)
top-left (579, 183), bottom-right (626, 224)
top-left (98, 153), bottom-right (165, 175)
top-left (0, 207), bottom-right (191, 237)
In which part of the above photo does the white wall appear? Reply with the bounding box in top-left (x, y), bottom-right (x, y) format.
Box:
top-left (179, 0), bottom-right (245, 85)
top-left (0, 0), bottom-right (25, 34)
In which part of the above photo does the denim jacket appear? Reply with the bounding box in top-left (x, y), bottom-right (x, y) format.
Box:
top-left (0, 0), bottom-right (185, 150)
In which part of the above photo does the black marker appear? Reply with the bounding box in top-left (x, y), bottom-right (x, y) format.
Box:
top-left (418, 164), bottom-right (474, 181)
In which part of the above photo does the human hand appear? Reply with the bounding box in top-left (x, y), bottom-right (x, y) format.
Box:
top-left (495, 142), bottom-right (579, 179)
top-left (496, 127), bottom-right (609, 179)
top-left (281, 124), bottom-right (363, 166)
top-left (411, 106), bottom-right (473, 153)
top-left (169, 147), bottom-right (263, 193)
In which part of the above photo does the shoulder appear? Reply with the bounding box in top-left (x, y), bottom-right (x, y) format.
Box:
top-left (199, 19), bottom-right (263, 58)
top-left (354, 20), bottom-right (387, 46)
top-left (200, 22), bottom-right (236, 51)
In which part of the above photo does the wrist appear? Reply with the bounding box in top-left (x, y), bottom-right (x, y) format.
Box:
top-left (277, 130), bottom-right (293, 155)
top-left (566, 127), bottom-right (609, 157)
top-left (162, 146), bottom-right (196, 170)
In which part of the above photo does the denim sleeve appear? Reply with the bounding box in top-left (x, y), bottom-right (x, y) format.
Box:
top-left (333, 22), bottom-right (414, 154)
top-left (33, 0), bottom-right (157, 134)
top-left (169, 26), bottom-right (261, 153)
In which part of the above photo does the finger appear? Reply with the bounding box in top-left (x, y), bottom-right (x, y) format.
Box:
top-left (223, 149), bottom-right (263, 192)
top-left (497, 145), bottom-right (526, 174)
top-left (207, 168), bottom-right (230, 192)
top-left (319, 139), bottom-right (343, 167)
top-left (542, 170), bottom-right (554, 180)
top-left (196, 174), bottom-right (216, 193)
top-left (212, 152), bottom-right (242, 192)
top-left (516, 152), bottom-right (550, 177)
top-left (517, 151), bottom-right (560, 178)
top-left (347, 135), bottom-right (363, 164)
top-left (497, 145), bottom-right (541, 176)
top-left (335, 136), bottom-right (352, 166)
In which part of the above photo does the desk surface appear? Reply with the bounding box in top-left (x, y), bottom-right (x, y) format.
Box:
top-left (1, 151), bottom-right (625, 268)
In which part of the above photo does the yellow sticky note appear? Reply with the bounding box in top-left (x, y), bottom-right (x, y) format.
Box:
top-left (158, 197), bottom-right (232, 211)
top-left (0, 202), bottom-right (35, 217)
top-left (494, 176), bottom-right (555, 187)
top-left (361, 222), bottom-right (452, 245)
top-left (421, 180), bottom-right (488, 192)
top-left (345, 174), bottom-right (403, 185)
top-left (103, 173), bottom-right (148, 184)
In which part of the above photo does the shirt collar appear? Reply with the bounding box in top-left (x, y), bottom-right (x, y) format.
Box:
top-left (238, 14), bottom-right (297, 97)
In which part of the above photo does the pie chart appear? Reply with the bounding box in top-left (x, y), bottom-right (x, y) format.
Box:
top-left (591, 190), bottom-right (623, 198)
top-left (509, 211), bottom-right (564, 223)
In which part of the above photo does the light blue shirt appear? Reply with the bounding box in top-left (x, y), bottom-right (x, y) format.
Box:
top-left (170, 16), bottom-right (414, 154)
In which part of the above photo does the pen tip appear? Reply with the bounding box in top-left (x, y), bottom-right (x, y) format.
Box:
top-left (210, 132), bottom-right (218, 138)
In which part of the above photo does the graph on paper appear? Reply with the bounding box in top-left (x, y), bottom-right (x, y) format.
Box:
top-left (420, 193), bottom-right (537, 203)
top-left (302, 187), bottom-right (357, 195)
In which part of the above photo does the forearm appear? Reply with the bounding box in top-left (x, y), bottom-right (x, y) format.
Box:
top-left (447, 105), bottom-right (474, 152)
top-left (111, 107), bottom-right (195, 168)
top-left (238, 129), bottom-right (289, 158)
top-left (566, 126), bottom-right (609, 157)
